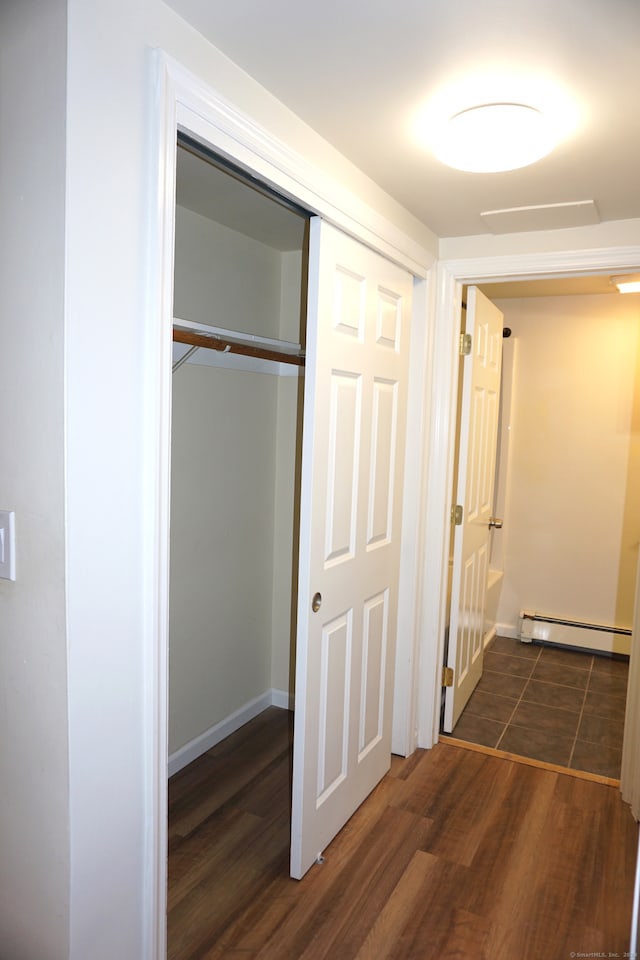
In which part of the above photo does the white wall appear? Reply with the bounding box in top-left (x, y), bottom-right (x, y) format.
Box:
top-left (0, 3), bottom-right (70, 957)
top-left (440, 219), bottom-right (640, 261)
top-left (494, 293), bottom-right (640, 635)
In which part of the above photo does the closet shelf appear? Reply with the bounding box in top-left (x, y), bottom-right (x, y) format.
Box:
top-left (173, 325), bottom-right (305, 368)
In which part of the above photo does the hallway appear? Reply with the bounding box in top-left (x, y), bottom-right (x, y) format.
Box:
top-left (168, 706), bottom-right (636, 958)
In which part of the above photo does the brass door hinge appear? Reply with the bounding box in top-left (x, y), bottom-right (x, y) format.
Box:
top-left (460, 332), bottom-right (472, 356)
top-left (442, 666), bottom-right (454, 687)
top-left (451, 504), bottom-right (463, 526)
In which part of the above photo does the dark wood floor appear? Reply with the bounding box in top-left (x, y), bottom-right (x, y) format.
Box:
top-left (168, 706), bottom-right (637, 959)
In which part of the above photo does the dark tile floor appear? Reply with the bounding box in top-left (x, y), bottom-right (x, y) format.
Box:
top-left (446, 635), bottom-right (629, 779)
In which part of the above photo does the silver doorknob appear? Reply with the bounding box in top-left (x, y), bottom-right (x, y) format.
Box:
top-left (488, 517), bottom-right (503, 529)
top-left (312, 592), bottom-right (322, 612)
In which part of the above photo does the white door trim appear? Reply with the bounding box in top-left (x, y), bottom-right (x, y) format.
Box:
top-left (157, 54), bottom-right (434, 279)
top-left (417, 245), bottom-right (640, 750)
top-left (145, 49), bottom-right (434, 956)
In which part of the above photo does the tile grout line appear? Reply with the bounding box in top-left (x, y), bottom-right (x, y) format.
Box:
top-left (567, 654), bottom-right (593, 770)
top-left (460, 643), bottom-right (624, 763)
top-left (468, 644), bottom-right (628, 775)
top-left (494, 644), bottom-right (542, 751)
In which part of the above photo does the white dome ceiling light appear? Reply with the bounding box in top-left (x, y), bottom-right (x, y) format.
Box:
top-left (612, 274), bottom-right (640, 294)
top-left (432, 102), bottom-right (560, 173)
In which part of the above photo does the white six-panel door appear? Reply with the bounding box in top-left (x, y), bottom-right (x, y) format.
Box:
top-left (290, 219), bottom-right (412, 879)
top-left (444, 287), bottom-right (503, 732)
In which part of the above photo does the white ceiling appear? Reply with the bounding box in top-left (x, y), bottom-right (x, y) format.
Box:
top-left (177, 145), bottom-right (625, 298)
top-left (166, 0), bottom-right (640, 240)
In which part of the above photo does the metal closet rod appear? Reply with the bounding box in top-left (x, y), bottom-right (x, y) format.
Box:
top-left (172, 327), bottom-right (305, 367)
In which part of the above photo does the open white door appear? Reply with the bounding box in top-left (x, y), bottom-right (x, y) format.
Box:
top-left (290, 219), bottom-right (412, 879)
top-left (443, 287), bottom-right (503, 733)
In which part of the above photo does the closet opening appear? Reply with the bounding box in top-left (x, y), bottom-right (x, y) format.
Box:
top-left (167, 135), bottom-right (310, 956)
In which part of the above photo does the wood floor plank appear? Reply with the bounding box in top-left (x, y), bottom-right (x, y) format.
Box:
top-left (395, 744), bottom-right (521, 868)
top-left (352, 851), bottom-right (441, 960)
top-left (388, 749), bottom-right (425, 782)
top-left (169, 807), bottom-right (264, 909)
top-left (169, 708), bottom-right (292, 841)
top-left (242, 805), bottom-right (433, 960)
top-left (378, 858), bottom-right (487, 960)
top-left (168, 708), bottom-right (637, 960)
top-left (436, 908), bottom-right (492, 959)
top-left (292, 808), bottom-right (434, 960)
top-left (206, 776), bottom-right (406, 958)
top-left (480, 802), bottom-right (597, 957)
top-left (582, 786), bottom-right (638, 939)
top-left (408, 906), bottom-right (492, 960)
top-left (459, 762), bottom-right (558, 916)
top-left (168, 810), bottom-right (290, 959)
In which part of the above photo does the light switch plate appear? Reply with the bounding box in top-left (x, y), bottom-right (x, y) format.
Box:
top-left (0, 511), bottom-right (16, 581)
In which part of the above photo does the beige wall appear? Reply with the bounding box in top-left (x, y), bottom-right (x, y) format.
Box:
top-left (494, 293), bottom-right (640, 633)
top-left (271, 374), bottom-right (303, 696)
top-left (271, 250), bottom-right (305, 694)
top-left (0, 3), bottom-right (70, 957)
top-left (169, 363), bottom-right (279, 751)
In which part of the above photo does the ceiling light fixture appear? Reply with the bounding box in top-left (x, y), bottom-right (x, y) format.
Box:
top-left (432, 102), bottom-right (559, 173)
top-left (612, 274), bottom-right (640, 294)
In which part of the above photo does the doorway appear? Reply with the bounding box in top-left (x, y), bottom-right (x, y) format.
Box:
top-left (441, 275), bottom-right (640, 778)
top-left (150, 53), bottom-right (433, 959)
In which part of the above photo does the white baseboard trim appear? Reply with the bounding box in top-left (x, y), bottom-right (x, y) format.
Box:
top-left (483, 626), bottom-right (497, 649)
top-left (496, 621), bottom-right (519, 640)
top-left (271, 688), bottom-right (295, 711)
top-left (168, 688), bottom-right (294, 777)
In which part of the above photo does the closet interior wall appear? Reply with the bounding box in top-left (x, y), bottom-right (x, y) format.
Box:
top-left (169, 154), bottom-right (306, 767)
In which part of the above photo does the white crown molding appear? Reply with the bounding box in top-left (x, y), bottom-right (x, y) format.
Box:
top-left (158, 51), bottom-right (436, 278)
top-left (441, 244), bottom-right (640, 283)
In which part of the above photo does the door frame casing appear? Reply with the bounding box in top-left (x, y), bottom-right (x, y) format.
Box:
top-left (145, 50), bottom-right (435, 957)
top-left (418, 248), bottom-right (640, 750)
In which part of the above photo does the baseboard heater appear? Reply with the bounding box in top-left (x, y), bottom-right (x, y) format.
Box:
top-left (519, 609), bottom-right (632, 657)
